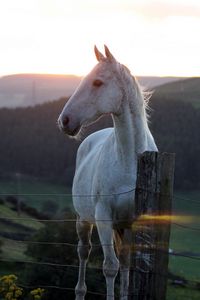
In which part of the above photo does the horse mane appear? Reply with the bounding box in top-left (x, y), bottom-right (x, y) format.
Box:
top-left (73, 60), bottom-right (152, 142)
top-left (119, 63), bottom-right (152, 122)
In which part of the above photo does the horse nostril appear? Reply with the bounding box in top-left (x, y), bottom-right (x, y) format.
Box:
top-left (62, 116), bottom-right (70, 127)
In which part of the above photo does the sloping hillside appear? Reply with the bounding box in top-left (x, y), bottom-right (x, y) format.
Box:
top-left (0, 78), bottom-right (200, 189)
top-left (0, 73), bottom-right (183, 108)
top-left (0, 198), bottom-right (44, 261)
top-left (0, 74), bottom-right (81, 108)
top-left (154, 77), bottom-right (200, 108)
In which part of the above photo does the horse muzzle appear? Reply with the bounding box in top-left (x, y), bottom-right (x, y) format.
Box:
top-left (57, 114), bottom-right (81, 136)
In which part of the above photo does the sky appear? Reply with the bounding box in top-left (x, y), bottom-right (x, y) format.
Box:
top-left (0, 0), bottom-right (200, 77)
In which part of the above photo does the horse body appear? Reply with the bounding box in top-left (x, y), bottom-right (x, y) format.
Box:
top-left (73, 128), bottom-right (133, 216)
top-left (58, 46), bottom-right (157, 300)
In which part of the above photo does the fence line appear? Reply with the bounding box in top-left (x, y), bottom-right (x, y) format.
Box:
top-left (18, 283), bottom-right (106, 296)
top-left (0, 187), bottom-right (136, 198)
top-left (172, 222), bottom-right (200, 231)
top-left (0, 188), bottom-right (199, 296)
top-left (0, 241), bottom-right (200, 267)
top-left (174, 196), bottom-right (200, 204)
top-left (1, 239), bottom-right (200, 261)
top-left (17, 282), bottom-right (200, 299)
top-left (0, 258), bottom-right (80, 269)
top-left (0, 216), bottom-right (199, 232)
top-left (4, 248), bottom-right (200, 263)
top-left (0, 190), bottom-right (200, 203)
top-left (1, 257), bottom-right (199, 286)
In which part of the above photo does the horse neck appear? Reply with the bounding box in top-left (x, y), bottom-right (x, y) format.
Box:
top-left (112, 79), bottom-right (148, 162)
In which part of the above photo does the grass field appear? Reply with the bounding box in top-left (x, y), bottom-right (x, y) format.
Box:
top-left (0, 176), bottom-right (73, 212)
top-left (0, 178), bottom-right (199, 299)
top-left (169, 190), bottom-right (200, 281)
top-left (0, 203), bottom-right (43, 231)
top-left (0, 200), bottom-right (44, 265)
top-left (167, 285), bottom-right (200, 300)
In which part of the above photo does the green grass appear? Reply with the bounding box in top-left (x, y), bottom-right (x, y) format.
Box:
top-left (0, 178), bottom-right (200, 298)
top-left (0, 177), bottom-right (73, 212)
top-left (0, 200), bottom-right (44, 263)
top-left (1, 237), bottom-right (28, 260)
top-left (0, 177), bottom-right (73, 271)
top-left (167, 284), bottom-right (200, 300)
top-left (168, 190), bottom-right (200, 281)
top-left (0, 204), bottom-right (43, 231)
top-left (154, 77), bottom-right (200, 108)
top-left (170, 190), bottom-right (200, 255)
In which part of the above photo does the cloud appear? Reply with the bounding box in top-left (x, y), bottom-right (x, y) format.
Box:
top-left (126, 1), bottom-right (200, 19)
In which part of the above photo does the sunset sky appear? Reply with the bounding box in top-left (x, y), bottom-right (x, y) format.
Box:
top-left (0, 0), bottom-right (200, 77)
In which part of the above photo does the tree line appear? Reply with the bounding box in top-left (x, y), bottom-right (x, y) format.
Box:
top-left (0, 94), bottom-right (199, 190)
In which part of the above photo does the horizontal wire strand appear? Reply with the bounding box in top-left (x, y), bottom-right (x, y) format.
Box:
top-left (172, 222), bottom-right (200, 231)
top-left (15, 283), bottom-right (200, 299)
top-left (1, 237), bottom-right (200, 261)
top-left (1, 257), bottom-right (199, 285)
top-left (0, 188), bottom-right (199, 201)
top-left (1, 216), bottom-right (199, 233)
top-left (18, 283), bottom-right (106, 296)
top-left (0, 187), bottom-right (136, 198)
top-left (1, 188), bottom-right (199, 292)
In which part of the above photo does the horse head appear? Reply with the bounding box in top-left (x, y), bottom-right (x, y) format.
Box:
top-left (58, 45), bottom-right (124, 137)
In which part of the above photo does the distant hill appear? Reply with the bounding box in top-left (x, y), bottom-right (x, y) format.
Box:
top-left (0, 77), bottom-right (200, 190)
top-left (0, 73), bottom-right (184, 108)
top-left (154, 77), bottom-right (200, 108)
top-left (0, 74), bottom-right (81, 108)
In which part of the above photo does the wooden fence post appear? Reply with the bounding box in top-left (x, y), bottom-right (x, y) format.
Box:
top-left (128, 151), bottom-right (175, 300)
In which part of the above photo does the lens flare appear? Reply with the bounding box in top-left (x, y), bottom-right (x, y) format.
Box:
top-left (133, 214), bottom-right (197, 227)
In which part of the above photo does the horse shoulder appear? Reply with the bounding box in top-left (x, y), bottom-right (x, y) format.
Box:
top-left (76, 128), bottom-right (114, 167)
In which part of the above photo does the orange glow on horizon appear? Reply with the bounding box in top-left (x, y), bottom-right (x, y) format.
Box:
top-left (0, 1), bottom-right (200, 77)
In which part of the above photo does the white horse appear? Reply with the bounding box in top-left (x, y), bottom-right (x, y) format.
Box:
top-left (58, 46), bottom-right (157, 300)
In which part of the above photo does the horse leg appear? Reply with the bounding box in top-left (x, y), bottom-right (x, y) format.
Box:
top-left (95, 209), bottom-right (119, 300)
top-left (119, 229), bottom-right (131, 300)
top-left (75, 219), bottom-right (93, 300)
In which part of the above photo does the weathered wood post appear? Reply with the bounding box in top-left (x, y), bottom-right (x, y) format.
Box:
top-left (128, 151), bottom-right (175, 300)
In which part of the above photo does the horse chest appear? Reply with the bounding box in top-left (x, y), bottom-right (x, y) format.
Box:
top-left (92, 147), bottom-right (137, 194)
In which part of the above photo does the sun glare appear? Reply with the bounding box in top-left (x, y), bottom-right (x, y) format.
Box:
top-left (0, 0), bottom-right (200, 76)
top-left (137, 214), bottom-right (196, 224)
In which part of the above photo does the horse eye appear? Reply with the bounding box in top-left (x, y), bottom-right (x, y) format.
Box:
top-left (93, 79), bottom-right (103, 87)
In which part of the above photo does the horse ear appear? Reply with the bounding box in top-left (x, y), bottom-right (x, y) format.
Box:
top-left (94, 45), bottom-right (105, 62)
top-left (104, 45), bottom-right (115, 61)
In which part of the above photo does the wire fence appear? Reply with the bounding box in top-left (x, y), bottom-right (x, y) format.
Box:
top-left (1, 192), bottom-right (200, 203)
top-left (0, 257), bottom-right (199, 298)
top-left (0, 189), bottom-right (200, 297)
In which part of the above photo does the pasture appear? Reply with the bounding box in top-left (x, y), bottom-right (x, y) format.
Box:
top-left (0, 178), bottom-right (199, 298)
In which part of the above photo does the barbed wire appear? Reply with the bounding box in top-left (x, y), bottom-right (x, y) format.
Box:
top-left (172, 222), bottom-right (200, 231)
top-left (16, 283), bottom-right (200, 299)
top-left (0, 215), bottom-right (199, 233)
top-left (174, 195), bottom-right (200, 204)
top-left (17, 283), bottom-right (154, 298)
top-left (0, 241), bottom-right (200, 263)
top-left (0, 187), bottom-right (136, 198)
top-left (0, 217), bottom-right (76, 222)
top-left (1, 252), bottom-right (199, 298)
top-left (1, 190), bottom-right (200, 208)
top-left (1, 238), bottom-right (200, 262)
top-left (169, 252), bottom-right (200, 261)
top-left (0, 258), bottom-right (80, 269)
top-left (0, 188), bottom-right (199, 297)
top-left (18, 283), bottom-right (106, 296)
top-left (15, 282), bottom-right (200, 299)
top-left (0, 257), bottom-right (199, 285)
